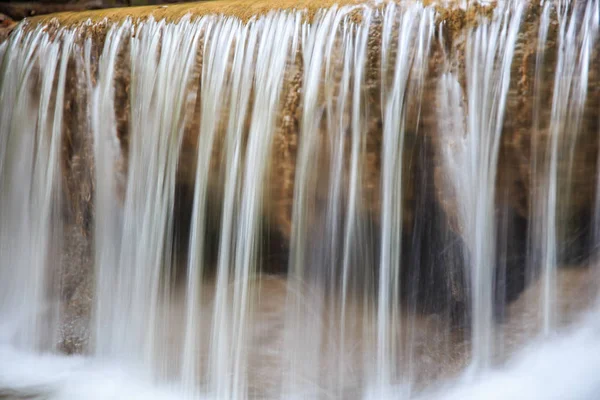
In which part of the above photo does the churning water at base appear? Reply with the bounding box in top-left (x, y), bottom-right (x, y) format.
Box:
top-left (2, 306), bottom-right (600, 399)
top-left (1, 0), bottom-right (600, 398)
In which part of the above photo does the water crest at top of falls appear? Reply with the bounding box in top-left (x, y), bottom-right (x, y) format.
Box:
top-left (0, 0), bottom-right (599, 398)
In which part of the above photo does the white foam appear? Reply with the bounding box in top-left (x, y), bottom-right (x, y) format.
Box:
top-left (0, 346), bottom-right (189, 400)
top-left (1, 308), bottom-right (599, 400)
top-left (421, 309), bottom-right (600, 400)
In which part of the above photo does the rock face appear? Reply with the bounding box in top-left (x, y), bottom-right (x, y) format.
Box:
top-left (7, 0), bottom-right (598, 345)
top-left (0, 13), bottom-right (16, 42)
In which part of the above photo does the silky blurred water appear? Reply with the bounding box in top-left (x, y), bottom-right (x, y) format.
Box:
top-left (0, 0), bottom-right (599, 398)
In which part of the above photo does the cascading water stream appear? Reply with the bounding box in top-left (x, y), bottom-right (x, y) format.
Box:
top-left (0, 27), bottom-right (75, 350)
top-left (437, 0), bottom-right (525, 371)
top-left (1, 0), bottom-right (600, 399)
top-left (537, 0), bottom-right (599, 335)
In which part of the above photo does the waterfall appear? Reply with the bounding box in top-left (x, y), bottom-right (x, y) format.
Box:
top-left (437, 0), bottom-right (526, 371)
top-left (0, 26), bottom-right (75, 350)
top-left (1, 0), bottom-right (600, 398)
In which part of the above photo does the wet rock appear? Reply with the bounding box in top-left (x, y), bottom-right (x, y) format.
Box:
top-left (0, 13), bottom-right (16, 42)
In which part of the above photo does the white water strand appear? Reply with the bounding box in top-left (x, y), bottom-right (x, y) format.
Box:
top-left (339, 5), bottom-right (371, 332)
top-left (92, 19), bottom-right (133, 358)
top-left (337, 7), bottom-right (372, 398)
top-left (526, 0), bottom-right (551, 332)
top-left (92, 18), bottom-right (203, 376)
top-left (375, 3), bottom-right (434, 392)
top-left (438, 2), bottom-right (525, 371)
top-left (325, 18), bottom-right (354, 397)
top-left (282, 6), bottom-right (345, 398)
top-left (465, 2), bottom-right (524, 371)
top-left (228, 11), bottom-right (300, 399)
top-left (538, 0), bottom-right (599, 334)
top-left (208, 16), bottom-right (257, 399)
top-left (0, 27), bottom-right (75, 350)
top-left (180, 16), bottom-right (237, 394)
top-left (283, 6), bottom-right (365, 397)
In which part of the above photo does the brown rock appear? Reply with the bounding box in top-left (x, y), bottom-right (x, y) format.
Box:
top-left (0, 13), bottom-right (17, 42)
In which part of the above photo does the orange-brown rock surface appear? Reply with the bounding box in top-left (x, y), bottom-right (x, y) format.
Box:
top-left (0, 13), bottom-right (17, 42)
